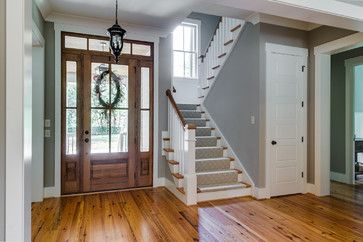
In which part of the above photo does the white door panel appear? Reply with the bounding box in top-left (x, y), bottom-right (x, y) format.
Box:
top-left (266, 45), bottom-right (307, 197)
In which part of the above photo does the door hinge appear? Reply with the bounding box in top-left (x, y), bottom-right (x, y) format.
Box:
top-left (301, 101), bottom-right (304, 107)
top-left (302, 65), bottom-right (306, 72)
top-left (301, 172), bottom-right (304, 178)
top-left (301, 136), bottom-right (304, 142)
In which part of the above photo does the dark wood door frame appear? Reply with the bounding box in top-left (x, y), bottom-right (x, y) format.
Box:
top-left (61, 32), bottom-right (154, 194)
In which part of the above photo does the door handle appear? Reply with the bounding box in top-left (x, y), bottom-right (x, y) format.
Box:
top-left (85, 130), bottom-right (89, 135)
top-left (85, 138), bottom-right (89, 143)
top-left (271, 140), bottom-right (277, 145)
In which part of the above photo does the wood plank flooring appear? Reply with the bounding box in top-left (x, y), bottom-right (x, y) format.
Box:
top-left (32, 188), bottom-right (363, 242)
top-left (331, 181), bottom-right (363, 206)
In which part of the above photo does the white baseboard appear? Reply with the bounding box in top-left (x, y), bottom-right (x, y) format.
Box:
top-left (153, 177), bottom-right (166, 187)
top-left (306, 183), bottom-right (316, 195)
top-left (330, 171), bottom-right (349, 184)
top-left (44, 186), bottom-right (59, 198)
top-left (252, 187), bottom-right (270, 199)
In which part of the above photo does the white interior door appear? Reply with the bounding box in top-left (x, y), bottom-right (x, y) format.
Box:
top-left (266, 44), bottom-right (307, 197)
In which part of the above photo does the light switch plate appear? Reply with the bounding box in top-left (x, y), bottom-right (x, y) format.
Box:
top-left (44, 129), bottom-right (51, 138)
top-left (250, 115), bottom-right (255, 125)
top-left (44, 119), bottom-right (51, 128)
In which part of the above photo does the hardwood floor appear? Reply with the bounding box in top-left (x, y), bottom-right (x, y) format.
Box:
top-left (331, 181), bottom-right (363, 206)
top-left (32, 188), bottom-right (363, 242)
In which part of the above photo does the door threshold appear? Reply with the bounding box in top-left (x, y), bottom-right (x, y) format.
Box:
top-left (61, 186), bottom-right (153, 198)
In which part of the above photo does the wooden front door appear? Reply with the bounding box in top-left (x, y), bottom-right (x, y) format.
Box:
top-left (61, 32), bottom-right (153, 194)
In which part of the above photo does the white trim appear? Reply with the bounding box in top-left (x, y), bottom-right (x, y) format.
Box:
top-left (5, 0), bottom-right (32, 241)
top-left (43, 187), bottom-right (58, 198)
top-left (306, 183), bottom-right (316, 194)
top-left (54, 22), bottom-right (160, 197)
top-left (153, 178), bottom-right (166, 188)
top-left (344, 56), bottom-right (363, 185)
top-left (252, 187), bottom-right (270, 200)
top-left (314, 32), bottom-right (363, 196)
top-left (265, 43), bottom-right (308, 198)
top-left (246, 13), bottom-right (321, 31)
top-left (330, 171), bottom-right (349, 184)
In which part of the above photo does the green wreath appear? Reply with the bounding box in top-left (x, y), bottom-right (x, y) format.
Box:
top-left (94, 70), bottom-right (124, 109)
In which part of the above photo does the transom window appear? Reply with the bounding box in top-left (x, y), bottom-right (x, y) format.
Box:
top-left (173, 22), bottom-right (198, 79)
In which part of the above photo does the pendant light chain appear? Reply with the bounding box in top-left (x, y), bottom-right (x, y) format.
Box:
top-left (115, 0), bottom-right (118, 24)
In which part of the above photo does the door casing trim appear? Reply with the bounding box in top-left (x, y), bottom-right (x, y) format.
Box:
top-left (52, 22), bottom-right (160, 197)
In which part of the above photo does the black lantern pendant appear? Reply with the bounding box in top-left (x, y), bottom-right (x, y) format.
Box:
top-left (107, 0), bottom-right (126, 63)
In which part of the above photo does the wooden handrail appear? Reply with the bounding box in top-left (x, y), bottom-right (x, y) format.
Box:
top-left (166, 89), bottom-right (196, 130)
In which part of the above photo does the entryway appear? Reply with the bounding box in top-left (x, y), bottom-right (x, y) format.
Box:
top-left (61, 32), bottom-right (154, 194)
top-left (265, 43), bottom-right (308, 197)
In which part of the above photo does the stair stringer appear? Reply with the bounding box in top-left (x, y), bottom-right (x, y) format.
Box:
top-left (161, 131), bottom-right (188, 203)
top-left (201, 105), bottom-right (255, 189)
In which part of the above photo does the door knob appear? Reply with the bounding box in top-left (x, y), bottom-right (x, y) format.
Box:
top-left (85, 138), bottom-right (89, 143)
top-left (85, 130), bottom-right (89, 135)
top-left (271, 140), bottom-right (277, 145)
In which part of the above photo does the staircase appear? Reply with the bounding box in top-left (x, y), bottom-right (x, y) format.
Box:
top-left (180, 103), bottom-right (250, 193)
top-left (163, 17), bottom-right (251, 205)
top-left (163, 90), bottom-right (251, 204)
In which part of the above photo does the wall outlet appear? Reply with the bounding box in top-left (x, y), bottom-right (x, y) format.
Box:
top-left (250, 115), bottom-right (255, 125)
top-left (44, 129), bottom-right (51, 138)
top-left (44, 119), bottom-right (51, 128)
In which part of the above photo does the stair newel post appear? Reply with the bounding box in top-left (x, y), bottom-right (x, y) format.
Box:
top-left (183, 124), bottom-right (197, 205)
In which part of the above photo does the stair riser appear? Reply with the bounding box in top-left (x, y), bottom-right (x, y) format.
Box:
top-left (196, 160), bottom-right (231, 172)
top-left (196, 148), bottom-right (224, 159)
top-left (196, 137), bottom-right (217, 147)
top-left (172, 176), bottom-right (183, 188)
top-left (168, 163), bottom-right (179, 174)
top-left (186, 119), bottom-right (207, 127)
top-left (177, 104), bottom-right (198, 111)
top-left (196, 128), bottom-right (212, 137)
top-left (181, 111), bottom-right (203, 119)
top-left (197, 172), bottom-right (239, 186)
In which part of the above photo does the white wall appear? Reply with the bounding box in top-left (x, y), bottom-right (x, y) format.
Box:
top-left (173, 78), bottom-right (200, 104)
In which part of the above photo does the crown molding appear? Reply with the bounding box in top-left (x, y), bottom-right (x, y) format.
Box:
top-left (245, 12), bottom-right (321, 31)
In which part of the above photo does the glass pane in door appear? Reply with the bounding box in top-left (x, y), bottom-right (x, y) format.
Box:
top-left (111, 110), bottom-right (128, 152)
top-left (91, 63), bottom-right (110, 108)
top-left (140, 67), bottom-right (150, 152)
top-left (91, 109), bottom-right (110, 153)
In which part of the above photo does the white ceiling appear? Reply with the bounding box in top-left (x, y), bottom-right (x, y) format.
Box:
top-left (335, 0), bottom-right (363, 7)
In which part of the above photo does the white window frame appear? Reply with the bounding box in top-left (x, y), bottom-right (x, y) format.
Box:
top-left (172, 18), bottom-right (201, 80)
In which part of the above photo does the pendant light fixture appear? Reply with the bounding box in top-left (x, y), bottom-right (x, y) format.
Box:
top-left (107, 0), bottom-right (126, 63)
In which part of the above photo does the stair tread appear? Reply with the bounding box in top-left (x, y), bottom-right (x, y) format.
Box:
top-left (196, 157), bottom-right (232, 162)
top-left (163, 148), bottom-right (174, 152)
top-left (167, 160), bottom-right (179, 165)
top-left (177, 187), bottom-right (185, 194)
top-left (196, 169), bottom-right (241, 176)
top-left (172, 173), bottom-right (184, 179)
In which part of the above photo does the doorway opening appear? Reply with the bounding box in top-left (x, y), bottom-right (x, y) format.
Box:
top-left (61, 32), bottom-right (154, 194)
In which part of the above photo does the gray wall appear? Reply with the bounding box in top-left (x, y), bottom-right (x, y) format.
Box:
top-left (205, 23), bottom-right (262, 186)
top-left (44, 22), bottom-right (55, 187)
top-left (158, 35), bottom-right (174, 181)
top-left (330, 47), bottom-right (363, 174)
top-left (307, 26), bottom-right (355, 182)
top-left (188, 12), bottom-right (221, 55)
top-left (0, 0), bottom-right (5, 239)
